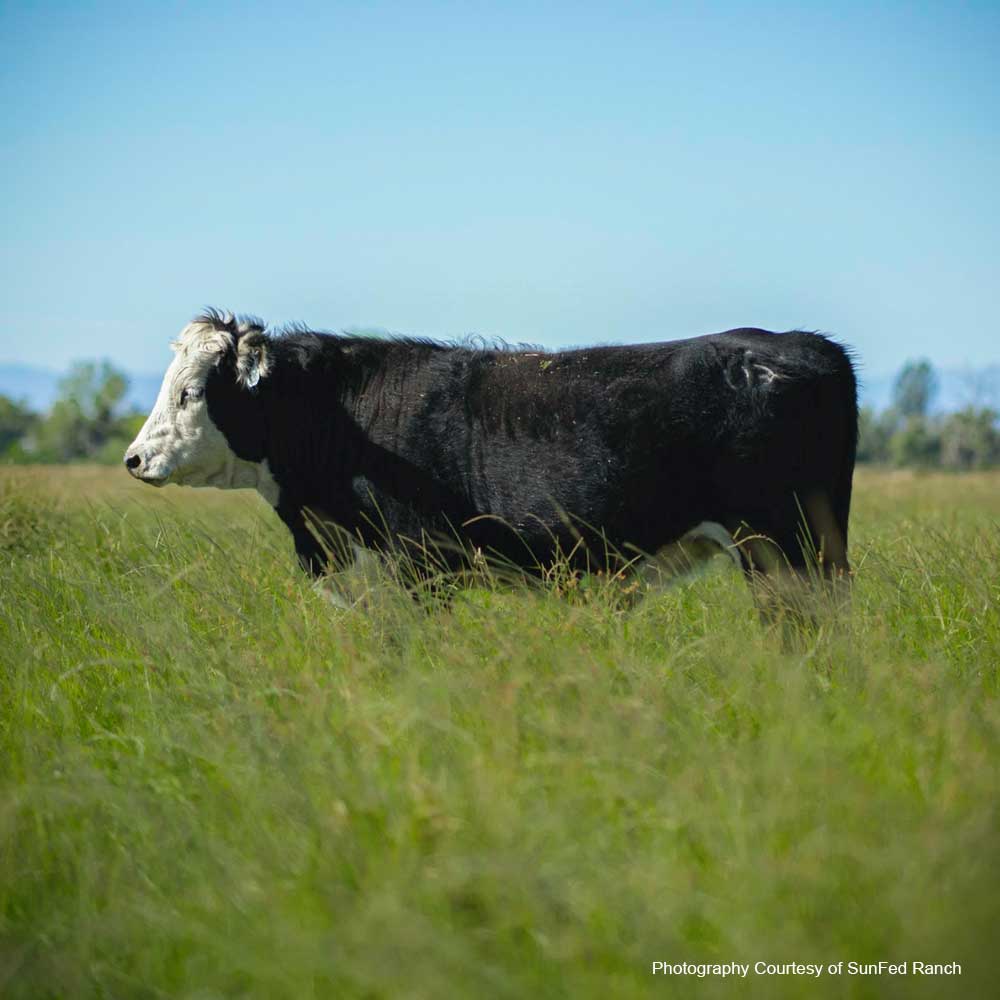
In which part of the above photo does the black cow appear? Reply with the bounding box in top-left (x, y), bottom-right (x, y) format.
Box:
top-left (125, 310), bottom-right (857, 601)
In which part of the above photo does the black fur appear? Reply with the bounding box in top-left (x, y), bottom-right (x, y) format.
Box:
top-left (201, 317), bottom-right (859, 583)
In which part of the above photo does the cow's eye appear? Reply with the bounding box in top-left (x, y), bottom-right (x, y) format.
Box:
top-left (180, 387), bottom-right (202, 407)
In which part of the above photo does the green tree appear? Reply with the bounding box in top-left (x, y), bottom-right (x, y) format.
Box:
top-left (889, 415), bottom-right (941, 468)
top-left (939, 407), bottom-right (1000, 469)
top-left (0, 396), bottom-right (37, 457)
top-left (31, 361), bottom-right (135, 463)
top-left (892, 359), bottom-right (938, 419)
top-left (856, 405), bottom-right (895, 464)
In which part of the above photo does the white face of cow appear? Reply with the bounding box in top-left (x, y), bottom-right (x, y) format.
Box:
top-left (124, 316), bottom-right (279, 504)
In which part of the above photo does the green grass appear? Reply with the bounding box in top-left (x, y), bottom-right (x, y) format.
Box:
top-left (1, 466), bottom-right (999, 998)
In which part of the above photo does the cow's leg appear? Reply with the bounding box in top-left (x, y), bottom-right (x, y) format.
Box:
top-left (276, 503), bottom-right (329, 578)
top-left (276, 502), bottom-right (388, 609)
top-left (277, 501), bottom-right (366, 580)
top-left (727, 492), bottom-right (850, 632)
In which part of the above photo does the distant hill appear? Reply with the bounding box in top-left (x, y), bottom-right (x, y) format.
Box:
top-left (0, 365), bottom-right (162, 413)
top-left (1, 360), bottom-right (998, 416)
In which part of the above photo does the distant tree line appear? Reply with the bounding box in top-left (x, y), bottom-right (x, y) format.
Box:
top-left (858, 360), bottom-right (1000, 469)
top-left (1, 356), bottom-right (998, 469)
top-left (0, 362), bottom-right (144, 465)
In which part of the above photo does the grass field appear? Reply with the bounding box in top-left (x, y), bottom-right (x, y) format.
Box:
top-left (1, 466), bottom-right (998, 998)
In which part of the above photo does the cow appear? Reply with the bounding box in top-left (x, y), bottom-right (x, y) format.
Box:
top-left (124, 309), bottom-right (858, 610)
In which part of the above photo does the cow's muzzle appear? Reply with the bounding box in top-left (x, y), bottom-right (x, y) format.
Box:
top-left (123, 450), bottom-right (166, 485)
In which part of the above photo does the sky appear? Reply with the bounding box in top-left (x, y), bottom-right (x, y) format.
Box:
top-left (1, 0), bottom-right (998, 382)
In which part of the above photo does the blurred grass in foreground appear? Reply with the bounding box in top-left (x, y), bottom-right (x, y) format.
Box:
top-left (1, 466), bottom-right (998, 999)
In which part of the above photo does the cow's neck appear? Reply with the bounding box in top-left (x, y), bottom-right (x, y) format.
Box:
top-left (255, 341), bottom-right (435, 518)
top-left (257, 378), bottom-right (373, 512)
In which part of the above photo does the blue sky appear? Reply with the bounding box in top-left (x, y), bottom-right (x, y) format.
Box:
top-left (1, 1), bottom-right (998, 381)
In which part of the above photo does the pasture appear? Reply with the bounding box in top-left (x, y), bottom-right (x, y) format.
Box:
top-left (1, 466), bottom-right (998, 998)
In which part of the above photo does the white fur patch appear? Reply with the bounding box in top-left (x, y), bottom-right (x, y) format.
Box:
top-left (682, 521), bottom-right (742, 567)
top-left (753, 363), bottom-right (780, 384)
top-left (641, 520), bottom-right (742, 588)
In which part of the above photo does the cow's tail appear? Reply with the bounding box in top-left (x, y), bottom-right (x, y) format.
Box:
top-left (803, 336), bottom-right (857, 577)
top-left (774, 332), bottom-right (858, 576)
top-left (831, 341), bottom-right (859, 557)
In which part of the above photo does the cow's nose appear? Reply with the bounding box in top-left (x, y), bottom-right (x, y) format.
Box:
top-left (124, 452), bottom-right (142, 471)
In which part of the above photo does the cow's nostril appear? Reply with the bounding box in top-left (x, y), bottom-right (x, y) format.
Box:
top-left (125, 453), bottom-right (142, 471)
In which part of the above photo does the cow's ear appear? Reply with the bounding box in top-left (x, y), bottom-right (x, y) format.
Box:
top-left (236, 332), bottom-right (271, 390)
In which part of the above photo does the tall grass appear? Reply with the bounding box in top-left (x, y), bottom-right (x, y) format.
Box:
top-left (1, 467), bottom-right (998, 998)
